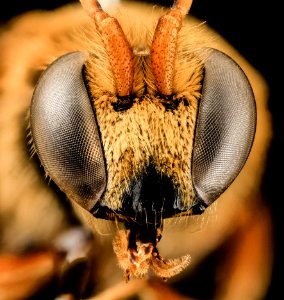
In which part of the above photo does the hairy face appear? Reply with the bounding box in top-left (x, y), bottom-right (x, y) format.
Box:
top-left (81, 9), bottom-right (208, 226)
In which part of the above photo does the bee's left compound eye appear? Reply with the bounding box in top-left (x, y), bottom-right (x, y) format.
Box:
top-left (192, 49), bottom-right (257, 207)
top-left (30, 51), bottom-right (106, 211)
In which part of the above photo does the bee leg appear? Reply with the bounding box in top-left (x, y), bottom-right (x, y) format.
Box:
top-left (53, 226), bottom-right (97, 300)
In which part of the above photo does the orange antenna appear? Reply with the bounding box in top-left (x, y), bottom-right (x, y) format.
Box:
top-left (151, 0), bottom-right (193, 96)
top-left (80, 0), bottom-right (134, 97)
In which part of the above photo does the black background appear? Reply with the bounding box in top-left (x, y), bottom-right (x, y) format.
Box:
top-left (1, 1), bottom-right (282, 299)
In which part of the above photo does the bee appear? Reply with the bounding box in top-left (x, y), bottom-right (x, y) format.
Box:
top-left (29, 0), bottom-right (257, 280)
top-left (0, 0), bottom-right (273, 299)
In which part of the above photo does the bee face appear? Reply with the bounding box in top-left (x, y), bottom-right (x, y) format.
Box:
top-left (29, 0), bottom-right (256, 280)
top-left (30, 50), bottom-right (256, 222)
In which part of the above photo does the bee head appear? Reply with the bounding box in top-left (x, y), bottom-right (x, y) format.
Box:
top-left (30, 0), bottom-right (256, 226)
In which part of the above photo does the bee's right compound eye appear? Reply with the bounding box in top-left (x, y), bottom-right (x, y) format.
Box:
top-left (30, 51), bottom-right (106, 211)
top-left (192, 49), bottom-right (257, 207)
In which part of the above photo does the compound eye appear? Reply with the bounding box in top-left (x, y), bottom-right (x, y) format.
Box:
top-left (192, 48), bottom-right (257, 206)
top-left (30, 51), bottom-right (106, 211)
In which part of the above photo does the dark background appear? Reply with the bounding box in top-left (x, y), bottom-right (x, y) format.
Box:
top-left (1, 1), bottom-right (282, 299)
